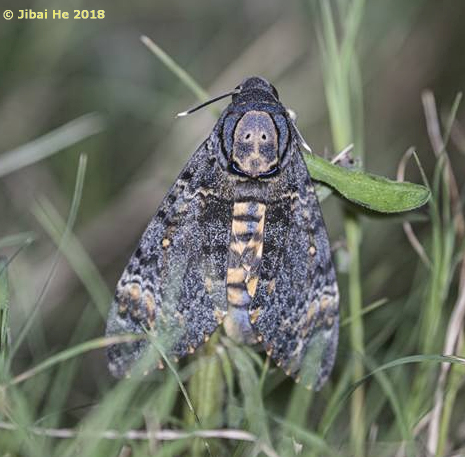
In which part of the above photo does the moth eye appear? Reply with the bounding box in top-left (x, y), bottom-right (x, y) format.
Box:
top-left (261, 133), bottom-right (267, 141)
top-left (245, 132), bottom-right (252, 140)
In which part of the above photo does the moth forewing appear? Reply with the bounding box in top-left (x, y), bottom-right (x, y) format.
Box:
top-left (106, 141), bottom-right (232, 377)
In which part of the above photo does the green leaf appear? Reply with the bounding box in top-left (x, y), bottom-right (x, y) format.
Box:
top-left (305, 153), bottom-right (430, 213)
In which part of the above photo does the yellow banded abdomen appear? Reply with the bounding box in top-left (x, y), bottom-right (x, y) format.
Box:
top-left (226, 201), bottom-right (266, 307)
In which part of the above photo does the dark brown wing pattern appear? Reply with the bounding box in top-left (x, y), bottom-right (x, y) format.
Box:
top-left (248, 148), bottom-right (339, 390)
top-left (106, 141), bottom-right (234, 377)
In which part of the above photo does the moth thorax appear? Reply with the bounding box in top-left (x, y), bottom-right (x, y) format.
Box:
top-left (232, 110), bottom-right (278, 178)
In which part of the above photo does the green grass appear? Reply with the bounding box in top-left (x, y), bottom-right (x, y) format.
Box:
top-left (313, 1), bottom-right (366, 455)
top-left (1, 1), bottom-right (465, 456)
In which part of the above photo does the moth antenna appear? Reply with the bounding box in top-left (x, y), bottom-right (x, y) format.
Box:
top-left (176, 89), bottom-right (241, 118)
top-left (291, 120), bottom-right (312, 154)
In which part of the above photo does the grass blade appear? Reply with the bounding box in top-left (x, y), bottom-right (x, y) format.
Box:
top-left (0, 256), bottom-right (11, 368)
top-left (140, 36), bottom-right (209, 103)
top-left (0, 114), bottom-right (104, 178)
top-left (32, 198), bottom-right (111, 317)
top-left (10, 154), bottom-right (88, 359)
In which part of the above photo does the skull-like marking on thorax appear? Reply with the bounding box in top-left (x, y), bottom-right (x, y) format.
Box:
top-left (232, 110), bottom-right (278, 178)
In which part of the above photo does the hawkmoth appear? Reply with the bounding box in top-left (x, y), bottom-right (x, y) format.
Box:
top-left (106, 76), bottom-right (339, 390)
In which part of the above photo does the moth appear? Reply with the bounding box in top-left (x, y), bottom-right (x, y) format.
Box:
top-left (106, 76), bottom-right (339, 390)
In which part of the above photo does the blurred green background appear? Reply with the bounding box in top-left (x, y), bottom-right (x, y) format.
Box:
top-left (1, 0), bottom-right (465, 456)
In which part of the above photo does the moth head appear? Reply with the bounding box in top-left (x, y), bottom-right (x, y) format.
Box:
top-left (216, 76), bottom-right (291, 178)
top-left (234, 76), bottom-right (279, 100)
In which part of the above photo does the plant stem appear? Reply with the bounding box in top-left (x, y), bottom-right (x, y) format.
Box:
top-left (345, 211), bottom-right (365, 456)
top-left (313, 0), bottom-right (367, 452)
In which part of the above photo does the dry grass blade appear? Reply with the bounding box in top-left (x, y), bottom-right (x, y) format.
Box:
top-left (427, 255), bottom-right (465, 454)
top-left (422, 91), bottom-right (445, 155)
top-left (0, 422), bottom-right (281, 457)
top-left (421, 89), bottom-right (465, 455)
top-left (422, 90), bottom-right (465, 237)
top-left (451, 119), bottom-right (465, 154)
top-left (397, 147), bottom-right (432, 269)
top-left (331, 143), bottom-right (355, 164)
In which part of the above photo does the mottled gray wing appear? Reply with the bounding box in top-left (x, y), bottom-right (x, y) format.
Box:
top-left (249, 149), bottom-right (339, 390)
top-left (106, 141), bottom-right (234, 377)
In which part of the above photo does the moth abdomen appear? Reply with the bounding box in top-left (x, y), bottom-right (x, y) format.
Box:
top-left (226, 200), bottom-right (265, 303)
